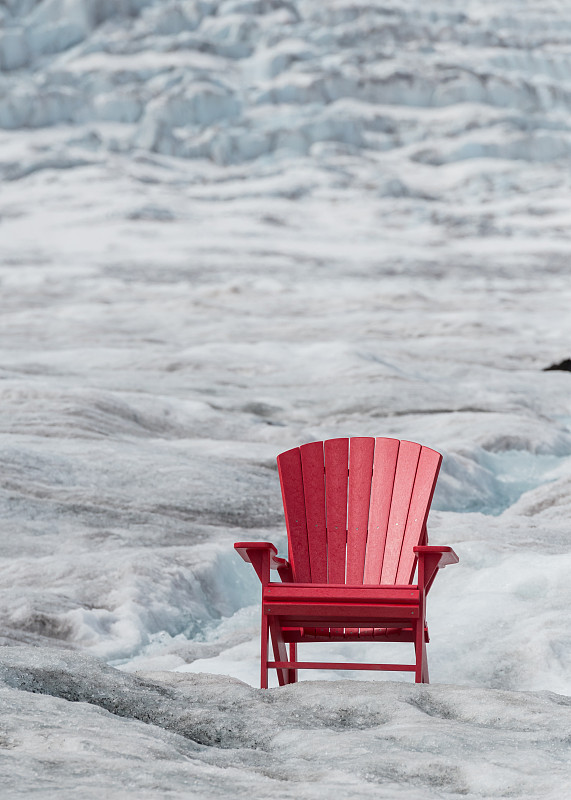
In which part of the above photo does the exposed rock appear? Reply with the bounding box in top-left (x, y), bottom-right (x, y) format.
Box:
top-left (544, 359), bottom-right (571, 372)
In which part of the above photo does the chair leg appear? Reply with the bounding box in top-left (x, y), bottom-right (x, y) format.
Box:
top-left (268, 617), bottom-right (289, 686)
top-left (422, 649), bottom-right (430, 684)
top-left (288, 643), bottom-right (298, 684)
top-left (260, 611), bottom-right (269, 689)
top-left (414, 621), bottom-right (429, 684)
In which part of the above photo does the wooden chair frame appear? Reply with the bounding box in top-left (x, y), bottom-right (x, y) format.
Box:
top-left (235, 437), bottom-right (458, 687)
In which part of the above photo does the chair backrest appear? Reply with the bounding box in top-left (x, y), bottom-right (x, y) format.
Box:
top-left (277, 437), bottom-right (442, 585)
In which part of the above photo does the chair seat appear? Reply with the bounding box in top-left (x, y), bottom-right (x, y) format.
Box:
top-left (264, 583), bottom-right (419, 603)
top-left (263, 583), bottom-right (421, 631)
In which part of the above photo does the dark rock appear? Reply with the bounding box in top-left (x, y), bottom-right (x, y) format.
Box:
top-left (544, 359), bottom-right (571, 372)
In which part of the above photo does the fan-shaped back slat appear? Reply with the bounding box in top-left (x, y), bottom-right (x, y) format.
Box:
top-left (300, 441), bottom-right (327, 583)
top-left (346, 437), bottom-right (375, 583)
top-left (324, 438), bottom-right (349, 583)
top-left (380, 441), bottom-right (421, 584)
top-left (362, 438), bottom-right (400, 584)
top-left (395, 446), bottom-right (442, 584)
top-left (276, 447), bottom-right (311, 582)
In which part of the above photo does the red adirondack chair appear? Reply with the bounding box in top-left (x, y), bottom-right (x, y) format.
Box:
top-left (235, 437), bottom-right (458, 687)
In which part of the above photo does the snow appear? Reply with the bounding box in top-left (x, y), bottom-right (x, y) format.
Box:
top-left (1, 0), bottom-right (571, 796)
top-left (1, 647), bottom-right (571, 799)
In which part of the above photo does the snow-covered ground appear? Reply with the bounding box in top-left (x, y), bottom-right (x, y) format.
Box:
top-left (1, 0), bottom-right (571, 796)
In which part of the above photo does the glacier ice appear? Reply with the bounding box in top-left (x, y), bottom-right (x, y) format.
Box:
top-left (1, 0), bottom-right (571, 797)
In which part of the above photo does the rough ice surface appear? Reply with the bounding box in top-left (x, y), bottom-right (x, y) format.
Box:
top-left (1, 0), bottom-right (571, 797)
top-left (2, 648), bottom-right (571, 799)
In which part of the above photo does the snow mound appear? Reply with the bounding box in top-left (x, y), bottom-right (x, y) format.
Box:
top-left (1, 647), bottom-right (570, 798)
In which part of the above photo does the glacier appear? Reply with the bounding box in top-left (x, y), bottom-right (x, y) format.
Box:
top-left (1, 0), bottom-right (571, 797)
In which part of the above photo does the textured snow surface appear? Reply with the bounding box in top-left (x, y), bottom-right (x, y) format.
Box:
top-left (1, 0), bottom-right (571, 796)
top-left (1, 648), bottom-right (571, 799)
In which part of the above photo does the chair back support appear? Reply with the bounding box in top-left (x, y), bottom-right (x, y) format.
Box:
top-left (277, 437), bottom-right (442, 585)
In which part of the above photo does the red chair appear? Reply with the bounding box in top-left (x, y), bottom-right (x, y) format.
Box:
top-left (235, 437), bottom-right (458, 687)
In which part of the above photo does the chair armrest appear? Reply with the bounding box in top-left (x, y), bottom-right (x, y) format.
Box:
top-left (413, 545), bottom-right (459, 595)
top-left (235, 541), bottom-right (277, 563)
top-left (413, 545), bottom-right (459, 569)
top-left (234, 542), bottom-right (293, 583)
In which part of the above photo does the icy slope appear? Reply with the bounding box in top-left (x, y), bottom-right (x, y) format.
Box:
top-left (1, 0), bottom-right (571, 796)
